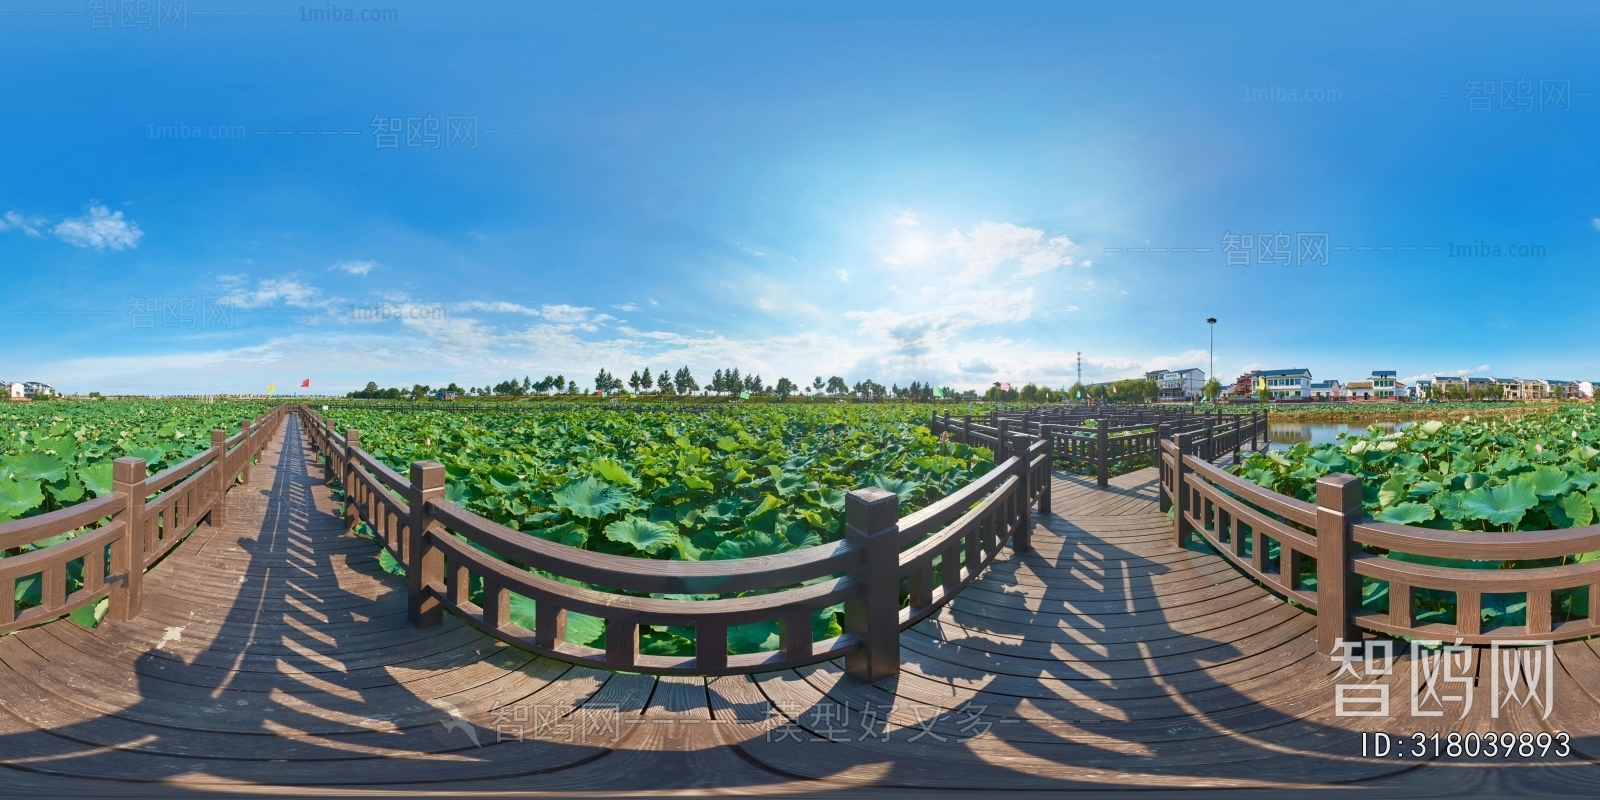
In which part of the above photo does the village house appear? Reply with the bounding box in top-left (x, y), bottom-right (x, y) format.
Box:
top-left (1307, 380), bottom-right (1343, 401)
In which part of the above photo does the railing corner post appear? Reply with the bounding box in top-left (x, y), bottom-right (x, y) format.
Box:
top-left (209, 429), bottom-right (229, 530)
top-left (844, 487), bottom-right (901, 684)
top-left (239, 419), bottom-right (254, 484)
top-left (1010, 432), bottom-right (1034, 552)
top-left (1096, 417), bottom-right (1110, 489)
top-left (1157, 422), bottom-right (1173, 512)
top-left (408, 459), bottom-right (447, 629)
top-left (109, 457), bottom-right (147, 622)
top-left (1315, 473), bottom-right (1363, 663)
top-left (1174, 432), bottom-right (1194, 549)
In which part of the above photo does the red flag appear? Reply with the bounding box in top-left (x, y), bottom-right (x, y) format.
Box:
top-left (301, 379), bottom-right (311, 388)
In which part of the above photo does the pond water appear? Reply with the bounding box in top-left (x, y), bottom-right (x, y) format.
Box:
top-left (1266, 420), bottom-right (1415, 449)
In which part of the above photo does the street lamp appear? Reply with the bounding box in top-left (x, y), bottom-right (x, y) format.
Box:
top-left (1206, 317), bottom-right (1217, 401)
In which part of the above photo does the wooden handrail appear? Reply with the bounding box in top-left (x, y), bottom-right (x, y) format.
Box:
top-left (298, 404), bottom-right (1044, 681)
top-left (1159, 414), bottom-right (1600, 652)
top-left (0, 405), bottom-right (285, 634)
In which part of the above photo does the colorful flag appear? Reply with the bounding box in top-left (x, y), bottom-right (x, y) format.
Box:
top-left (1000, 382), bottom-right (1010, 392)
top-left (267, 382), bottom-right (275, 395)
top-left (933, 387), bottom-right (944, 398)
top-left (301, 378), bottom-right (311, 388)
top-left (739, 391), bottom-right (750, 399)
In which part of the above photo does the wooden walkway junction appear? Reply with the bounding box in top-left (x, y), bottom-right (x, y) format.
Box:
top-left (4, 414), bottom-right (1600, 797)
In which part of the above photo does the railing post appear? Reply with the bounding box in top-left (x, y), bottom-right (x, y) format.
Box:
top-left (109, 457), bottom-right (146, 621)
top-left (1096, 418), bottom-right (1109, 488)
top-left (963, 414), bottom-right (972, 445)
top-left (1157, 422), bottom-right (1173, 512)
top-left (342, 429), bottom-right (361, 529)
top-left (1010, 432), bottom-right (1033, 552)
top-left (1315, 474), bottom-right (1363, 662)
top-left (1039, 426), bottom-right (1053, 517)
top-left (844, 487), bottom-right (901, 684)
top-left (209, 429), bottom-right (229, 530)
top-left (1175, 432), bottom-right (1194, 549)
top-left (997, 418), bottom-right (1009, 461)
top-left (408, 460), bottom-right (447, 628)
top-left (239, 419), bottom-right (253, 485)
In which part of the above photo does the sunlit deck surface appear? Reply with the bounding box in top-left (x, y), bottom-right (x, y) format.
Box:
top-left (4, 414), bottom-right (1600, 797)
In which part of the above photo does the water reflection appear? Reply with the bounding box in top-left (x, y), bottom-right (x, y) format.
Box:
top-left (1267, 420), bottom-right (1414, 449)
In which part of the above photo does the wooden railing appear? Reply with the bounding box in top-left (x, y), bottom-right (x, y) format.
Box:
top-left (1161, 434), bottom-right (1600, 660)
top-left (0, 406), bottom-right (286, 633)
top-left (941, 410), bottom-right (1264, 488)
top-left (299, 406), bottom-right (1048, 680)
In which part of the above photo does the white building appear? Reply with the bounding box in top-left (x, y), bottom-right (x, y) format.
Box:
top-left (1157, 368), bottom-right (1207, 401)
top-left (22, 382), bottom-right (54, 398)
top-left (1256, 368), bottom-right (1313, 400)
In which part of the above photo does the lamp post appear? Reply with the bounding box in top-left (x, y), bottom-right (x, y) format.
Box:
top-left (1206, 317), bottom-right (1217, 402)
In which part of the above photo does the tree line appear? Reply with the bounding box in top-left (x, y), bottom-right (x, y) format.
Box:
top-left (345, 368), bottom-right (972, 401)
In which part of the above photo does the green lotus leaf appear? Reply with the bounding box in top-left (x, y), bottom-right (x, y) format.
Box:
top-left (1429, 490), bottom-right (1467, 522)
top-left (553, 476), bottom-right (632, 519)
top-left (603, 516), bottom-right (677, 554)
top-left (1459, 477), bottom-right (1538, 526)
top-left (712, 531), bottom-right (787, 560)
top-left (774, 472), bottom-right (809, 497)
top-left (377, 547), bottom-right (407, 576)
top-left (487, 467), bottom-right (523, 494)
top-left (1378, 475), bottom-right (1409, 508)
top-left (593, 458), bottom-right (637, 487)
top-left (532, 520), bottom-right (589, 549)
top-left (1374, 502), bottom-right (1436, 525)
top-left (0, 479), bottom-right (46, 520)
top-left (127, 446), bottom-right (166, 467)
top-left (1529, 466), bottom-right (1572, 499)
top-left (69, 597), bottom-right (109, 629)
top-left (1549, 493), bottom-right (1594, 528)
top-left (716, 436), bottom-right (738, 452)
top-left (80, 462), bottom-right (116, 497)
top-left (870, 475), bottom-right (921, 502)
top-left (5, 452), bottom-right (68, 483)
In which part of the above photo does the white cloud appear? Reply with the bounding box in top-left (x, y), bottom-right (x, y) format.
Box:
top-left (0, 210), bottom-right (46, 237)
top-left (539, 304), bottom-right (594, 324)
top-left (837, 269), bottom-right (850, 282)
top-left (613, 303), bottom-right (639, 312)
top-left (1064, 305), bottom-right (1080, 312)
top-left (742, 246), bottom-right (767, 257)
top-left (756, 297), bottom-right (778, 311)
top-left (848, 288), bottom-right (1035, 359)
top-left (1592, 218), bottom-right (1600, 232)
top-left (896, 210), bottom-right (921, 227)
top-left (454, 301), bottom-right (540, 315)
top-left (330, 259), bottom-right (376, 276)
top-left (53, 204), bottom-right (143, 250)
top-left (945, 222), bottom-right (1079, 281)
top-left (221, 278), bottom-right (329, 310)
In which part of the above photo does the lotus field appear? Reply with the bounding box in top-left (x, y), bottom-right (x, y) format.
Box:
top-left (321, 404), bottom-right (996, 561)
top-left (319, 403), bottom-right (997, 655)
top-left (1231, 405), bottom-right (1600, 627)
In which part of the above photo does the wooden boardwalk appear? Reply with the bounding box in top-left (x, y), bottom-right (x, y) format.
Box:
top-left (4, 414), bottom-right (1600, 796)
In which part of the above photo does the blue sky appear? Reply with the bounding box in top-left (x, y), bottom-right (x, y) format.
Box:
top-left (3, 1), bottom-right (1599, 394)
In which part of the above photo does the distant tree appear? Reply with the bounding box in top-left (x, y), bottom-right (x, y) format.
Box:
top-left (641, 368), bottom-right (653, 391)
top-left (674, 366), bottom-right (698, 394)
top-left (825, 376), bottom-right (848, 395)
top-left (1202, 377), bottom-right (1221, 403)
top-left (628, 371), bottom-right (642, 392)
top-left (812, 376), bottom-right (825, 394)
top-left (775, 377), bottom-right (797, 400)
